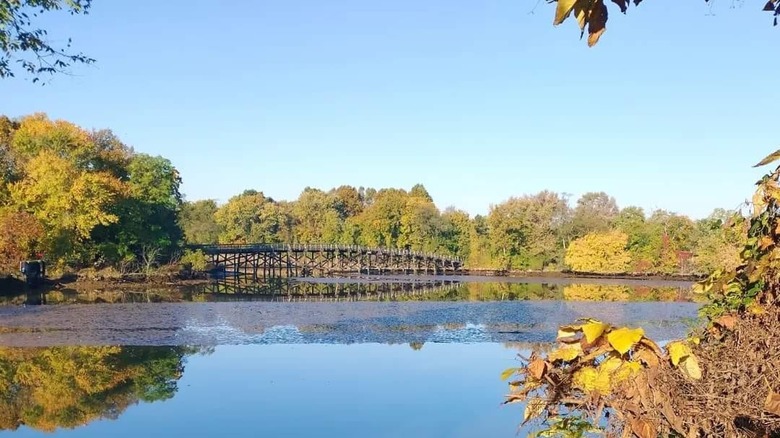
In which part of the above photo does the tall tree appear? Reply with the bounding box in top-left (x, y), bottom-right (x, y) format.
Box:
top-left (570, 191), bottom-right (619, 237)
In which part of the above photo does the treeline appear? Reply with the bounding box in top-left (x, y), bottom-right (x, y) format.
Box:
top-left (0, 114), bottom-right (744, 276)
top-left (181, 188), bottom-right (744, 275)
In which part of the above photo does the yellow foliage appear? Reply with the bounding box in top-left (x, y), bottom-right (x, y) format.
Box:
top-left (607, 327), bottom-right (645, 355)
top-left (565, 231), bottom-right (631, 274)
top-left (563, 284), bottom-right (631, 301)
top-left (548, 344), bottom-right (583, 362)
top-left (581, 319), bottom-right (609, 343)
top-left (666, 341), bottom-right (692, 366)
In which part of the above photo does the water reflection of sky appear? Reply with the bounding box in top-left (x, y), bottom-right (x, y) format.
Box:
top-left (8, 344), bottom-right (532, 438)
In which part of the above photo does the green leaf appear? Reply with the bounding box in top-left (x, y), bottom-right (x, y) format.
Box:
top-left (754, 149), bottom-right (780, 167)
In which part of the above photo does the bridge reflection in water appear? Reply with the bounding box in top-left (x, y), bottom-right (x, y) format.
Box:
top-left (194, 277), bottom-right (462, 302)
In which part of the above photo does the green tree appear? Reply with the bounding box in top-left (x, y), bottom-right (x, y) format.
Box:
top-left (291, 187), bottom-right (342, 243)
top-left (215, 190), bottom-right (289, 244)
top-left (570, 191), bottom-right (618, 238)
top-left (354, 188), bottom-right (407, 247)
top-left (0, 0), bottom-right (94, 82)
top-left (179, 200), bottom-right (221, 244)
top-left (441, 207), bottom-right (471, 260)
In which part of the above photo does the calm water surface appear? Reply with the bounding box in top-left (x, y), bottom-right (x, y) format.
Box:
top-left (0, 277), bottom-right (699, 437)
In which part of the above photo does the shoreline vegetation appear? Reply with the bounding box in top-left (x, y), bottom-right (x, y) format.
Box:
top-left (0, 113), bottom-right (743, 292)
top-left (504, 151), bottom-right (780, 437)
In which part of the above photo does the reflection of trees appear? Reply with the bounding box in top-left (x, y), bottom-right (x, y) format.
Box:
top-left (409, 342), bottom-right (424, 351)
top-left (0, 346), bottom-right (198, 432)
top-left (562, 284), bottom-right (688, 301)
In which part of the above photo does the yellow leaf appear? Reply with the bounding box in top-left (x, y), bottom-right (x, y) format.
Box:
top-left (598, 356), bottom-right (623, 374)
top-left (749, 304), bottom-right (767, 315)
top-left (666, 341), bottom-right (692, 366)
top-left (754, 149), bottom-right (780, 167)
top-left (557, 324), bottom-right (581, 340)
top-left (548, 344), bottom-right (582, 362)
top-left (691, 337), bottom-right (701, 345)
top-left (501, 367), bottom-right (517, 381)
top-left (523, 397), bottom-right (546, 424)
top-left (613, 361), bottom-right (642, 383)
top-left (753, 190), bottom-right (767, 217)
top-left (679, 355), bottom-right (701, 380)
top-left (607, 327), bottom-right (644, 355)
top-left (572, 366), bottom-right (611, 394)
top-left (581, 320), bottom-right (609, 344)
top-left (554, 0), bottom-right (578, 25)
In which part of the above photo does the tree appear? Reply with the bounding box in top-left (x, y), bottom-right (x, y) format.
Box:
top-left (488, 191), bottom-right (569, 270)
top-left (570, 191), bottom-right (618, 238)
top-left (440, 207), bottom-right (471, 260)
top-left (550, 0), bottom-right (780, 47)
top-left (0, 210), bottom-right (44, 274)
top-left (9, 150), bottom-right (125, 266)
top-left (1, 0), bottom-right (94, 82)
top-left (179, 200), bottom-right (221, 244)
top-left (564, 230), bottom-right (631, 274)
top-left (214, 190), bottom-right (289, 244)
top-left (291, 187), bottom-right (342, 243)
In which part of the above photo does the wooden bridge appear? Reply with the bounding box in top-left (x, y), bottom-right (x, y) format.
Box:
top-left (191, 244), bottom-right (463, 279)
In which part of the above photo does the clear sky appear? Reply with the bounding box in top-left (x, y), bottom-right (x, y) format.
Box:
top-left (1, 1), bottom-right (777, 218)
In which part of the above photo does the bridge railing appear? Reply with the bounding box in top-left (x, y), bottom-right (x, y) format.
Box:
top-left (189, 243), bottom-right (462, 263)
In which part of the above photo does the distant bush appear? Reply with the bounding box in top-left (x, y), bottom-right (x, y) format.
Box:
top-left (564, 231), bottom-right (631, 274)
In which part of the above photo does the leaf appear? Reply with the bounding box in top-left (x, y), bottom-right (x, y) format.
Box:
top-left (754, 149), bottom-right (780, 167)
top-left (501, 367), bottom-right (517, 381)
top-left (679, 355), bottom-right (701, 380)
top-left (587, 1), bottom-right (608, 47)
top-left (523, 397), bottom-right (546, 424)
top-left (634, 347), bottom-right (660, 368)
top-left (557, 324), bottom-right (581, 340)
top-left (555, 0), bottom-right (579, 25)
top-left (765, 391), bottom-right (780, 415)
top-left (753, 190), bottom-right (766, 217)
top-left (611, 0), bottom-right (628, 13)
top-left (572, 366), bottom-right (612, 394)
top-left (581, 320), bottom-right (609, 344)
top-left (760, 236), bottom-right (775, 250)
top-left (629, 418), bottom-right (657, 438)
top-left (715, 314), bottom-right (737, 330)
top-left (548, 344), bottom-right (583, 362)
top-left (527, 359), bottom-right (548, 380)
top-left (748, 304), bottom-right (767, 315)
top-left (764, 1), bottom-right (776, 12)
top-left (666, 341), bottom-right (692, 366)
top-left (607, 327), bottom-right (644, 355)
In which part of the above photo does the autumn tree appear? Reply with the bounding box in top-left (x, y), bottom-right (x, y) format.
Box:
top-left (564, 230), bottom-right (631, 274)
top-left (0, 210), bottom-right (44, 273)
top-left (215, 190), bottom-right (291, 244)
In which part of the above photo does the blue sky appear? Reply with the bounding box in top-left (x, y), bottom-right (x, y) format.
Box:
top-left (1, 1), bottom-right (777, 218)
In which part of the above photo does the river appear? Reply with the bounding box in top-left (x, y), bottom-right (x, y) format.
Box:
top-left (0, 276), bottom-right (699, 437)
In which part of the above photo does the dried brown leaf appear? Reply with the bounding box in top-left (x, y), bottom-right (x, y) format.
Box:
top-left (527, 359), bottom-right (548, 380)
top-left (715, 314), bottom-right (737, 330)
top-left (765, 391), bottom-right (780, 415)
top-left (629, 418), bottom-right (657, 438)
